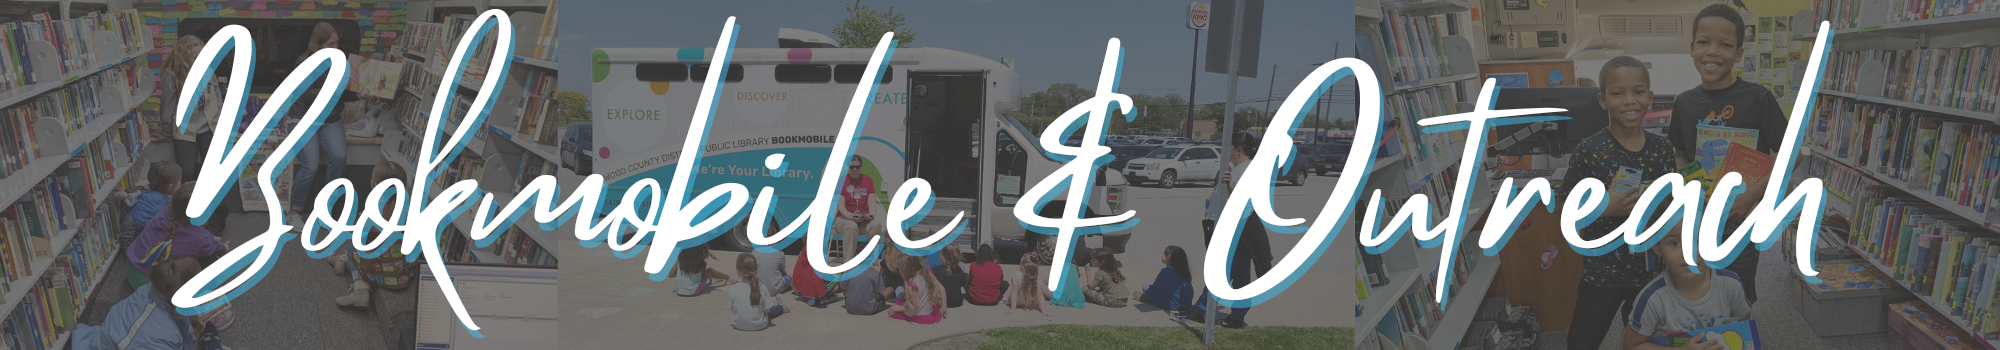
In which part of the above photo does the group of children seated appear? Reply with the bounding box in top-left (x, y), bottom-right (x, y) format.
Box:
top-left (669, 241), bottom-right (1203, 331)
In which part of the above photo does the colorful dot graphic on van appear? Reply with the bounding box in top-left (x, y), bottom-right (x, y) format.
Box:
top-left (677, 48), bottom-right (705, 61)
top-left (788, 48), bottom-right (812, 63)
top-left (651, 81), bottom-right (670, 95)
top-left (592, 49), bottom-right (610, 83)
top-left (599, 147), bottom-right (610, 159)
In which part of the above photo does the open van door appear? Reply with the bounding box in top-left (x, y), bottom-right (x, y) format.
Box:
top-left (906, 72), bottom-right (988, 250)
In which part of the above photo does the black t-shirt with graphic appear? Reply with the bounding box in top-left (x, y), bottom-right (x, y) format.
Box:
top-left (1667, 79), bottom-right (1786, 265)
top-left (1668, 79), bottom-right (1788, 155)
top-left (1562, 129), bottom-right (1678, 288)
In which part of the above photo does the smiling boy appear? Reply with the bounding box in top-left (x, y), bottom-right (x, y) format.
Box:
top-left (1623, 233), bottom-right (1754, 350)
top-left (1666, 3), bottom-right (1788, 305)
top-left (1563, 55), bottom-right (1678, 350)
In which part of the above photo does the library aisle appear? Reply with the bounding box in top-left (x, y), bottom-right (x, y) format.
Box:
top-left (74, 215), bottom-right (420, 350)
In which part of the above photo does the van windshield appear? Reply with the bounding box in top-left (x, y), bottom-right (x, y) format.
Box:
top-left (1146, 147), bottom-right (1184, 159)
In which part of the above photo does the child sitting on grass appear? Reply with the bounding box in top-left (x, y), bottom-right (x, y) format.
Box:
top-left (671, 244), bottom-right (736, 297)
top-left (887, 254), bottom-right (946, 324)
top-left (729, 253), bottom-right (785, 331)
top-left (966, 244), bottom-right (1008, 306)
top-left (1005, 253), bottom-right (1054, 317)
top-left (1137, 246), bottom-right (1195, 314)
top-left (1083, 248), bottom-right (1128, 308)
top-left (1622, 233), bottom-right (1753, 350)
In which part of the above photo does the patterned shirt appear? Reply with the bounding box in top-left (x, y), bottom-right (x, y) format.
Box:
top-left (1562, 129), bottom-right (1678, 288)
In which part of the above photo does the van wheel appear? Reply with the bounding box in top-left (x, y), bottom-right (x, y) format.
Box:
top-left (1160, 170), bottom-right (1178, 189)
top-left (722, 217), bottom-right (788, 252)
top-left (1290, 172), bottom-right (1304, 186)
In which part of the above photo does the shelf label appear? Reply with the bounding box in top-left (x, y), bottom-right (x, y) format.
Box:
top-left (1860, 25), bottom-right (1884, 31)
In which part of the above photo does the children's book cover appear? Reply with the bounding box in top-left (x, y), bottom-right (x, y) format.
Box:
top-left (1696, 124), bottom-right (1760, 174)
top-left (1717, 143), bottom-right (1775, 185)
top-left (1653, 320), bottom-right (1761, 350)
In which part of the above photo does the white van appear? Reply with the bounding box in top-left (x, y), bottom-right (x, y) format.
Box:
top-left (591, 44), bottom-right (1132, 253)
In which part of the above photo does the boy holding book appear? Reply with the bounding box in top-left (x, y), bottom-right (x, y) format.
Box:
top-left (1668, 4), bottom-right (1793, 304)
top-left (1563, 55), bottom-right (1679, 350)
top-left (1623, 233), bottom-right (1754, 350)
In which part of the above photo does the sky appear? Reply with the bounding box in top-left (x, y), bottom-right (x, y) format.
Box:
top-left (559, 0), bottom-right (1354, 116)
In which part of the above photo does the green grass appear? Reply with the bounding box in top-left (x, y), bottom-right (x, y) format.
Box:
top-left (976, 325), bottom-right (1353, 350)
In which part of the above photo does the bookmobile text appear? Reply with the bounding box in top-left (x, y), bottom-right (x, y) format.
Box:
top-left (159, 11), bottom-right (1838, 335)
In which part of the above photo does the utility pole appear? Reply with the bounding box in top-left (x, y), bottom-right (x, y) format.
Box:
top-left (1205, 0), bottom-right (1244, 344)
top-left (1185, 28), bottom-right (1201, 139)
top-left (1263, 63), bottom-right (1275, 132)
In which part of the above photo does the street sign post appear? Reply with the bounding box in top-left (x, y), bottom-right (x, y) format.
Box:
top-left (1185, 2), bottom-right (1208, 139)
top-left (1188, 2), bottom-right (1210, 30)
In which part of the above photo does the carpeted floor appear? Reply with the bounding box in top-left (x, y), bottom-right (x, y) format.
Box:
top-left (74, 214), bottom-right (417, 350)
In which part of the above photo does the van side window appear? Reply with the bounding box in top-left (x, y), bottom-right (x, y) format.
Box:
top-left (774, 64), bottom-right (833, 83)
top-left (994, 130), bottom-right (1027, 207)
top-left (833, 64), bottom-right (894, 83)
top-left (690, 64), bottom-right (745, 82)
top-left (635, 63), bottom-right (688, 82)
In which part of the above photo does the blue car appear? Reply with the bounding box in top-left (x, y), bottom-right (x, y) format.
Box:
top-left (561, 123), bottom-right (593, 175)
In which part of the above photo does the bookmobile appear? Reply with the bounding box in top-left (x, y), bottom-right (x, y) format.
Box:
top-left (591, 29), bottom-right (1133, 255)
top-left (1352, 0), bottom-right (2000, 349)
top-left (0, 0), bottom-right (566, 348)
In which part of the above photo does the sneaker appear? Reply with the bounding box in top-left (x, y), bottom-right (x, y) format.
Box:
top-left (209, 309), bottom-right (236, 331)
top-left (1222, 318), bottom-right (1249, 329)
top-left (335, 280), bottom-right (370, 308)
top-left (329, 252), bottom-right (351, 277)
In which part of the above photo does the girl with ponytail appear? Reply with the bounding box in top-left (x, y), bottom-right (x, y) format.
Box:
top-left (728, 253), bottom-right (784, 331)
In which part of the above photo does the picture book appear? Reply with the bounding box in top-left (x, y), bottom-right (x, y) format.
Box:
top-left (346, 54), bottom-right (403, 100)
top-left (1696, 124), bottom-right (1760, 174)
top-left (1716, 143), bottom-right (1775, 185)
top-left (1653, 320), bottom-right (1762, 350)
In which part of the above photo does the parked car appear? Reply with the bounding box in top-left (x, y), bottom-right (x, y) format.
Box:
top-left (560, 123), bottom-right (593, 175)
top-left (1139, 138), bottom-right (1168, 146)
top-left (1307, 140), bottom-right (1352, 175)
top-left (1107, 145), bottom-right (1161, 171)
top-left (1123, 145), bottom-right (1226, 189)
top-left (1279, 142), bottom-right (1312, 186)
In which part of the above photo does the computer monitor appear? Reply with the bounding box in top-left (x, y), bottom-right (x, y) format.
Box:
top-left (1490, 87), bottom-right (1609, 156)
top-left (414, 263), bottom-right (558, 350)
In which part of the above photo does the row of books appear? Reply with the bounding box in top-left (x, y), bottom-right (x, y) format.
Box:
top-left (1365, 9), bottom-right (1461, 86)
top-left (515, 154), bottom-right (558, 191)
top-left (1814, 0), bottom-right (2000, 30)
top-left (1386, 85), bottom-right (1467, 171)
top-left (1801, 154), bottom-right (1874, 204)
top-left (401, 21), bottom-right (450, 61)
top-left (1820, 47), bottom-right (2000, 114)
top-left (1844, 186), bottom-right (2000, 342)
top-left (1803, 96), bottom-right (2000, 215)
top-left (2, 117), bottom-right (143, 285)
top-left (1, 169), bottom-right (134, 350)
top-left (491, 227), bottom-right (556, 266)
top-left (439, 14), bottom-right (495, 86)
top-left (440, 224), bottom-right (476, 263)
top-left (513, 69), bottom-right (560, 147)
top-left (1, 62), bottom-right (144, 178)
top-left (0, 9), bottom-right (146, 95)
top-left (1373, 255), bottom-right (1477, 345)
